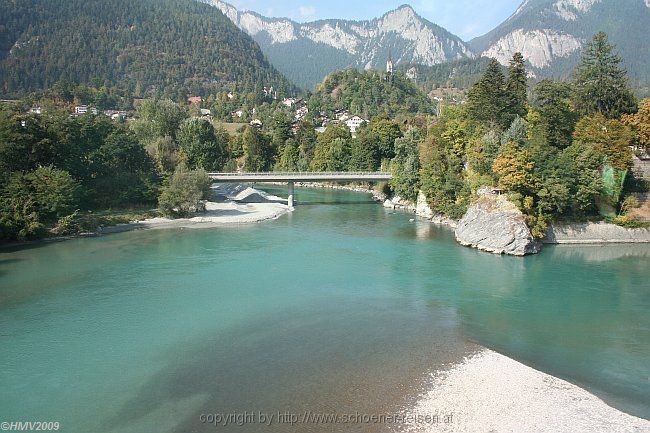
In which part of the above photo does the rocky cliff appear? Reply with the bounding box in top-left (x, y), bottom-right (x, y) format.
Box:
top-left (470, 0), bottom-right (650, 81)
top-left (455, 188), bottom-right (540, 256)
top-left (544, 222), bottom-right (650, 243)
top-left (201, 1), bottom-right (473, 88)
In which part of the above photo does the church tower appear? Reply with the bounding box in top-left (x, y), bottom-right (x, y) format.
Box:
top-left (386, 54), bottom-right (394, 74)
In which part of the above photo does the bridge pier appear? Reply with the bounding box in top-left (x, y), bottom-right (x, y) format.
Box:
top-left (288, 181), bottom-right (294, 208)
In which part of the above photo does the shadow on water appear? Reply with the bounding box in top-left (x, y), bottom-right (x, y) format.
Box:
top-left (100, 301), bottom-right (474, 433)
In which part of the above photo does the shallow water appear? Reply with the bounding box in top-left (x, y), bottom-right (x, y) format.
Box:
top-left (1, 186), bottom-right (648, 432)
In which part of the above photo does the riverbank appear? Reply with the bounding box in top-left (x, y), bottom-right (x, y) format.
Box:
top-left (404, 349), bottom-right (650, 433)
top-left (99, 183), bottom-right (290, 233)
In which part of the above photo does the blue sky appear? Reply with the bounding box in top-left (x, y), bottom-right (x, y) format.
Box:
top-left (224, 0), bottom-right (522, 40)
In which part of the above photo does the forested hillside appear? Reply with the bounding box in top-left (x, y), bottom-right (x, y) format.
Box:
top-left (396, 58), bottom-right (494, 91)
top-left (0, 0), bottom-right (296, 100)
top-left (308, 69), bottom-right (433, 119)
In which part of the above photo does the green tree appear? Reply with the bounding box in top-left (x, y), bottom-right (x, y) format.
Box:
top-left (361, 117), bottom-right (402, 161)
top-left (177, 117), bottom-right (228, 171)
top-left (0, 167), bottom-right (79, 240)
top-left (390, 128), bottom-right (420, 202)
top-left (532, 80), bottom-right (578, 149)
top-left (310, 125), bottom-right (351, 171)
top-left (349, 133), bottom-right (380, 170)
top-left (573, 32), bottom-right (637, 118)
top-left (277, 139), bottom-right (300, 171)
top-left (131, 99), bottom-right (187, 143)
top-left (295, 121), bottom-right (317, 162)
top-left (467, 58), bottom-right (507, 129)
top-left (158, 166), bottom-right (212, 217)
top-left (504, 52), bottom-right (528, 125)
top-left (242, 126), bottom-right (272, 171)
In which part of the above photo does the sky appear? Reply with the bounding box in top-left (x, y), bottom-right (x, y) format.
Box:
top-left (223, 0), bottom-right (523, 40)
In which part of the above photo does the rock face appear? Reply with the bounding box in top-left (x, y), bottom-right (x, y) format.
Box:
top-left (455, 188), bottom-right (540, 256)
top-left (544, 222), bottom-right (650, 243)
top-left (469, 0), bottom-right (650, 82)
top-left (481, 28), bottom-right (582, 69)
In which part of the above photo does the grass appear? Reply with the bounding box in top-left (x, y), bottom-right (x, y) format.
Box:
top-left (213, 121), bottom-right (245, 135)
top-left (73, 206), bottom-right (162, 232)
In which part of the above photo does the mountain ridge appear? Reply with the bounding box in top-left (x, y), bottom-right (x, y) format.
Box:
top-left (204, 0), bottom-right (649, 90)
top-left (200, 0), bottom-right (474, 89)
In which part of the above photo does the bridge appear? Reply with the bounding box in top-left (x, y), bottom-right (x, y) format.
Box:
top-left (208, 171), bottom-right (392, 207)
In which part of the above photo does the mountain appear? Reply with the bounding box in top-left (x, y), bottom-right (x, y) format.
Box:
top-left (469, 0), bottom-right (650, 84)
top-left (0, 0), bottom-right (297, 99)
top-left (201, 0), bottom-right (474, 89)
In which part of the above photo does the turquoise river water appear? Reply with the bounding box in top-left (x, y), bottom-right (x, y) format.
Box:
top-left (1, 186), bottom-right (649, 432)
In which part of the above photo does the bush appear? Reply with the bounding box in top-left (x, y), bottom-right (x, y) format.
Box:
top-left (158, 166), bottom-right (212, 217)
top-left (605, 215), bottom-right (650, 229)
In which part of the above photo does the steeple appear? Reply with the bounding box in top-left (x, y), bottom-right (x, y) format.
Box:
top-left (386, 53), bottom-right (394, 74)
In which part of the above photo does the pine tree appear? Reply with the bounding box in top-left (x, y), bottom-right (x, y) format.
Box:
top-left (573, 32), bottom-right (637, 119)
top-left (504, 52), bottom-right (528, 127)
top-left (533, 80), bottom-right (577, 149)
top-left (466, 59), bottom-right (507, 129)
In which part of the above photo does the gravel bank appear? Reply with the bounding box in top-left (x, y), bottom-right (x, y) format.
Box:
top-left (403, 349), bottom-right (650, 433)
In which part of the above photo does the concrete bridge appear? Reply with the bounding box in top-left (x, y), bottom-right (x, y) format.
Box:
top-left (208, 171), bottom-right (392, 207)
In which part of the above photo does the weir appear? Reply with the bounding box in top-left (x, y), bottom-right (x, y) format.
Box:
top-left (208, 172), bottom-right (392, 206)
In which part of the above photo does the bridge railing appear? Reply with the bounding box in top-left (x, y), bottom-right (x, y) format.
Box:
top-left (207, 171), bottom-right (392, 177)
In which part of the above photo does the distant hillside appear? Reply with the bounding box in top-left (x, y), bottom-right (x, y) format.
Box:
top-left (469, 0), bottom-right (650, 86)
top-left (308, 69), bottom-right (433, 118)
top-left (396, 57), bottom-right (494, 91)
top-left (0, 0), bottom-right (297, 99)
top-left (203, 0), bottom-right (474, 89)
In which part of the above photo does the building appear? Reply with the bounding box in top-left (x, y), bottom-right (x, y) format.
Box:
top-left (334, 109), bottom-right (350, 122)
top-left (74, 105), bottom-right (97, 115)
top-left (104, 110), bottom-right (128, 120)
top-left (386, 54), bottom-right (394, 74)
top-left (28, 107), bottom-right (42, 115)
top-left (295, 106), bottom-right (309, 121)
top-left (187, 96), bottom-right (202, 104)
top-left (282, 97), bottom-right (302, 108)
top-left (345, 115), bottom-right (367, 134)
top-left (250, 119), bottom-right (263, 129)
top-left (200, 108), bottom-right (212, 117)
top-left (231, 109), bottom-right (244, 118)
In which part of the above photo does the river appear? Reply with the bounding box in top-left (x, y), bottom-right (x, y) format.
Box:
top-left (1, 186), bottom-right (648, 432)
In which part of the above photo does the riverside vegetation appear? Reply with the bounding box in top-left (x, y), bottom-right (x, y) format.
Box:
top-left (1, 32), bottom-right (648, 242)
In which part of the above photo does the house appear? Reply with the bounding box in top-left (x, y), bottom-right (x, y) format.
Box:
top-left (104, 110), bottom-right (128, 120)
top-left (227, 92), bottom-right (234, 100)
top-left (317, 112), bottom-right (330, 126)
top-left (250, 119), bottom-right (263, 128)
top-left (74, 105), bottom-right (97, 115)
top-left (334, 109), bottom-right (350, 121)
top-left (231, 109), bottom-right (244, 118)
top-left (28, 107), bottom-right (42, 115)
top-left (200, 108), bottom-right (212, 117)
top-left (295, 106), bottom-right (309, 121)
top-left (282, 97), bottom-right (302, 108)
top-left (187, 96), bottom-right (202, 104)
top-left (345, 115), bottom-right (367, 134)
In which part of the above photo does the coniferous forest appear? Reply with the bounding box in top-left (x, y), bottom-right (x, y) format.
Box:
top-left (0, 0), bottom-right (297, 101)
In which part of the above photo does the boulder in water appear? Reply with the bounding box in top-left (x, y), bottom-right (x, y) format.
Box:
top-left (455, 187), bottom-right (540, 256)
